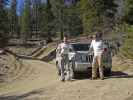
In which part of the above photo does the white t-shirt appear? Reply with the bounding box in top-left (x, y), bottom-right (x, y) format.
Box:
top-left (90, 40), bottom-right (104, 56)
top-left (57, 43), bottom-right (69, 54)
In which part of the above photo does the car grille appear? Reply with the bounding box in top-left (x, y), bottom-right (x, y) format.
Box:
top-left (88, 55), bottom-right (93, 63)
top-left (76, 54), bottom-right (93, 63)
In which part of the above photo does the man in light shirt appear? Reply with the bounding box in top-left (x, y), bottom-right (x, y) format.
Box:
top-left (56, 36), bottom-right (71, 81)
top-left (89, 33), bottom-right (105, 80)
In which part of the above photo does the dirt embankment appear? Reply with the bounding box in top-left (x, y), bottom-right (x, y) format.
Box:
top-left (0, 51), bottom-right (22, 83)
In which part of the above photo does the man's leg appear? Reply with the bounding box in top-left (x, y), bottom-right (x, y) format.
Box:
top-left (60, 58), bottom-right (65, 81)
top-left (97, 54), bottom-right (104, 80)
top-left (65, 55), bottom-right (71, 81)
top-left (92, 56), bottom-right (98, 79)
top-left (69, 61), bottom-right (74, 79)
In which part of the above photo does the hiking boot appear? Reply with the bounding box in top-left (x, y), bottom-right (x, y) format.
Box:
top-left (100, 77), bottom-right (104, 80)
top-left (60, 78), bottom-right (65, 82)
top-left (91, 77), bottom-right (97, 80)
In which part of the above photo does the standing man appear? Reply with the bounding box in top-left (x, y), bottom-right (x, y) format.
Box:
top-left (56, 36), bottom-right (71, 81)
top-left (89, 33), bottom-right (105, 80)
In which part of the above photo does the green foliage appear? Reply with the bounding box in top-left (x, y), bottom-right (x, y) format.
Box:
top-left (0, 0), bottom-right (9, 34)
top-left (0, 0), bottom-right (9, 47)
top-left (114, 0), bottom-right (133, 59)
top-left (8, 0), bottom-right (19, 37)
top-left (39, 0), bottom-right (55, 42)
top-left (121, 25), bottom-right (133, 59)
top-left (20, 0), bottom-right (31, 38)
top-left (79, 0), bottom-right (117, 34)
top-left (124, 0), bottom-right (133, 24)
top-left (0, 9), bottom-right (8, 33)
top-left (40, 0), bottom-right (54, 37)
top-left (63, 5), bottom-right (83, 36)
top-left (50, 0), bottom-right (83, 39)
top-left (50, 0), bottom-right (65, 39)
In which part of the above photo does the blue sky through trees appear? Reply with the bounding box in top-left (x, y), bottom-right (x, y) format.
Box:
top-left (17, 0), bottom-right (25, 16)
top-left (7, 0), bottom-right (74, 16)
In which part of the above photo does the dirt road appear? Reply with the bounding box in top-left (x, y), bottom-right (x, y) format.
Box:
top-left (0, 58), bottom-right (133, 100)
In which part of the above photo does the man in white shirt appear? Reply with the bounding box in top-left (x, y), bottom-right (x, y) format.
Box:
top-left (56, 36), bottom-right (71, 81)
top-left (89, 33), bottom-right (105, 80)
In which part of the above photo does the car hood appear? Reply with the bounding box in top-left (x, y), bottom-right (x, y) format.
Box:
top-left (76, 51), bottom-right (89, 54)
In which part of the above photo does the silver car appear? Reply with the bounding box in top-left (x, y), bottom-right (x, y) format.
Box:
top-left (56, 42), bottom-right (112, 77)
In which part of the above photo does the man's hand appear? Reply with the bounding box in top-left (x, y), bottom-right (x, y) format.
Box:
top-left (0, 49), bottom-right (4, 54)
top-left (60, 53), bottom-right (64, 57)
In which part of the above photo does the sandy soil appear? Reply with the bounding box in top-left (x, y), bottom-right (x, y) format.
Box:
top-left (0, 55), bottom-right (133, 100)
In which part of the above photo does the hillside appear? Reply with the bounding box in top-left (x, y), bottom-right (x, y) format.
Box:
top-left (121, 25), bottom-right (133, 59)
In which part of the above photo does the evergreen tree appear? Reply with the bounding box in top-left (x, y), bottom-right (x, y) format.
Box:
top-left (50, 0), bottom-right (65, 40)
top-left (124, 0), bottom-right (133, 24)
top-left (79, 0), bottom-right (117, 34)
top-left (20, 0), bottom-right (31, 43)
top-left (40, 0), bottom-right (54, 42)
top-left (50, 0), bottom-right (83, 39)
top-left (0, 0), bottom-right (9, 34)
top-left (63, 5), bottom-right (83, 36)
top-left (9, 0), bottom-right (20, 38)
top-left (30, 0), bottom-right (41, 38)
top-left (0, 0), bottom-right (9, 47)
top-left (121, 25), bottom-right (133, 59)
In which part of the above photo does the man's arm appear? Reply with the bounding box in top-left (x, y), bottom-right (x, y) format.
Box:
top-left (56, 44), bottom-right (61, 53)
top-left (0, 48), bottom-right (4, 54)
top-left (89, 41), bottom-right (93, 52)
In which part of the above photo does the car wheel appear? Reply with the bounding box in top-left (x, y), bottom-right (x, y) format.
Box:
top-left (104, 68), bottom-right (111, 76)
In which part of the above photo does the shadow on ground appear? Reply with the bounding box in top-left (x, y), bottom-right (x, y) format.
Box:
top-left (74, 71), bottom-right (133, 80)
top-left (74, 73), bottom-right (91, 80)
top-left (109, 71), bottom-right (133, 78)
top-left (0, 88), bottom-right (44, 100)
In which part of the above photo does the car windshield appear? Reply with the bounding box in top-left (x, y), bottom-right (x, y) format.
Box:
top-left (71, 43), bottom-right (90, 51)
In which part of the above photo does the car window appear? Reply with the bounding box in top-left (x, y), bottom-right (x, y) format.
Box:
top-left (71, 43), bottom-right (90, 51)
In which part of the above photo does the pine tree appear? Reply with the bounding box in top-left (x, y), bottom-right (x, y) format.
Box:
top-left (0, 0), bottom-right (9, 34)
top-left (121, 0), bottom-right (133, 58)
top-left (50, 0), bottom-right (65, 40)
top-left (0, 0), bottom-right (9, 47)
top-left (79, 0), bottom-right (117, 34)
top-left (9, 0), bottom-right (20, 38)
top-left (40, 0), bottom-right (54, 42)
top-left (30, 0), bottom-right (41, 38)
top-left (63, 4), bottom-right (83, 36)
top-left (20, 0), bottom-right (31, 43)
top-left (50, 0), bottom-right (83, 39)
top-left (124, 0), bottom-right (133, 24)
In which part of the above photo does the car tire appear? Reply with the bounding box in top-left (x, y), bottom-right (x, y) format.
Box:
top-left (104, 68), bottom-right (111, 76)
